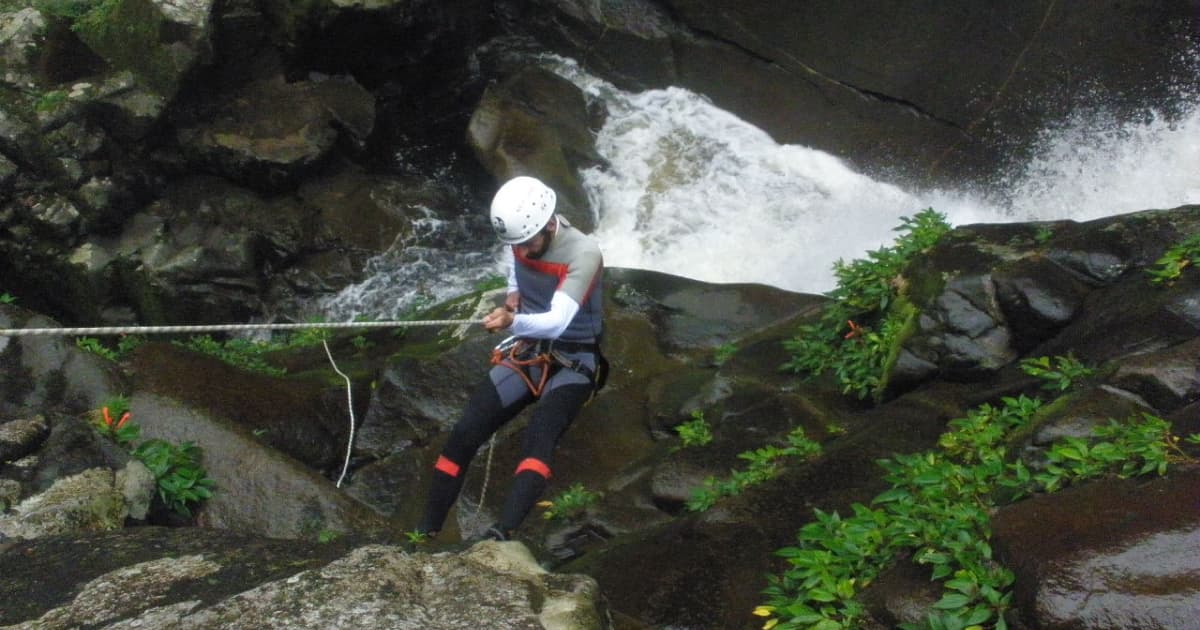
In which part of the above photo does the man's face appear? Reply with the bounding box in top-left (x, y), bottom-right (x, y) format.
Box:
top-left (514, 228), bottom-right (551, 259)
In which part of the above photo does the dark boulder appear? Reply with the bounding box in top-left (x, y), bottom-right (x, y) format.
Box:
top-left (467, 66), bottom-right (606, 232)
top-left (992, 467), bottom-right (1200, 629)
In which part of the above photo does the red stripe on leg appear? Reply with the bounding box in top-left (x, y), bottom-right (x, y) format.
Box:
top-left (435, 455), bottom-right (461, 477)
top-left (514, 457), bottom-right (552, 479)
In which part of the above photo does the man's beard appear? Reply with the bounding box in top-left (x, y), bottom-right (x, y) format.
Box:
top-left (524, 233), bottom-right (553, 259)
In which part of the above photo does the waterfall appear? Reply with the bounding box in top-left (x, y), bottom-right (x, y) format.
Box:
top-left (552, 57), bottom-right (1200, 293)
top-left (319, 55), bottom-right (1199, 319)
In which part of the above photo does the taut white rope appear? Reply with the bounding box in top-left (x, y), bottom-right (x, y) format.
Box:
top-left (0, 319), bottom-right (483, 337)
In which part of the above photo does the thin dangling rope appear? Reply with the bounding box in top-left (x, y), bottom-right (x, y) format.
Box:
top-left (477, 435), bottom-right (497, 515)
top-left (323, 338), bottom-right (356, 488)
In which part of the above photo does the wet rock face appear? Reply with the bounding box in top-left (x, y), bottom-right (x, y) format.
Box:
top-left (891, 207), bottom-right (1200, 388)
top-left (0, 529), bottom-right (609, 630)
top-left (915, 274), bottom-right (1017, 378)
top-left (1112, 337), bottom-right (1200, 412)
top-left (993, 255), bottom-right (1092, 351)
top-left (0, 416), bottom-right (50, 465)
top-left (0, 306), bottom-right (125, 417)
top-left (991, 468), bottom-right (1200, 629)
top-left (0, 468), bottom-right (126, 540)
top-left (177, 74), bottom-right (375, 192)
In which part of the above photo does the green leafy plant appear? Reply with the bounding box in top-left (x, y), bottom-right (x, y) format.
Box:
top-left (1018, 354), bottom-right (1095, 391)
top-left (76, 336), bottom-right (119, 361)
top-left (1146, 233), bottom-right (1200, 286)
top-left (90, 395), bottom-right (140, 447)
top-left (763, 394), bottom-right (1035, 629)
top-left (673, 410), bottom-right (714, 451)
top-left (538, 483), bottom-right (600, 521)
top-left (34, 89), bottom-right (69, 113)
top-left (758, 368), bottom-right (1192, 630)
top-left (283, 320), bottom-right (331, 347)
top-left (1032, 413), bottom-right (1184, 493)
top-left (76, 335), bottom-right (145, 362)
top-left (317, 529), bottom-right (342, 544)
top-left (783, 208), bottom-right (950, 400)
top-left (132, 439), bottom-right (215, 517)
top-left (176, 335), bottom-right (286, 376)
top-left (404, 530), bottom-right (430, 544)
top-left (1033, 225), bottom-right (1055, 244)
top-left (87, 395), bottom-right (215, 518)
top-left (0, 292), bottom-right (16, 304)
top-left (687, 428), bottom-right (821, 512)
top-left (714, 342), bottom-right (738, 366)
top-left (474, 274), bottom-right (508, 292)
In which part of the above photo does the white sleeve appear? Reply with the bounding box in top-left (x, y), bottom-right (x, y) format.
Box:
top-left (510, 291), bottom-right (580, 339)
top-left (500, 247), bottom-right (518, 294)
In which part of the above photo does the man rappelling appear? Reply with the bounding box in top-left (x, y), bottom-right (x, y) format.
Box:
top-left (414, 175), bottom-right (607, 542)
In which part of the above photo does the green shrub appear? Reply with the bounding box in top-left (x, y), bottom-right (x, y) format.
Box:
top-left (687, 428), bottom-right (821, 512)
top-left (714, 342), bottom-right (738, 366)
top-left (76, 335), bottom-right (145, 362)
top-left (90, 395), bottom-right (140, 447)
top-left (88, 394), bottom-right (215, 518)
top-left (1018, 354), bottom-right (1094, 391)
top-left (132, 439), bottom-right (215, 517)
top-left (783, 209), bottom-right (950, 400)
top-left (176, 335), bottom-right (287, 376)
top-left (673, 410), bottom-right (714, 450)
top-left (1146, 233), bottom-right (1200, 286)
top-left (759, 357), bottom-right (1191, 630)
top-left (538, 483), bottom-right (600, 521)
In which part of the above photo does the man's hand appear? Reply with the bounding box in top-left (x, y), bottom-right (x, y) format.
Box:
top-left (482, 307), bottom-right (514, 332)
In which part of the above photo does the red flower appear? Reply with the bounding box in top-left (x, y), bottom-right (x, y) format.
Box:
top-left (101, 407), bottom-right (131, 430)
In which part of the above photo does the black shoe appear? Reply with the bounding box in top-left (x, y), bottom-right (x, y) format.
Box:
top-left (477, 524), bottom-right (510, 542)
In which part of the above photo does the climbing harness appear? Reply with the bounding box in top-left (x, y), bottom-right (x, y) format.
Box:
top-left (489, 336), bottom-right (608, 400)
top-left (491, 336), bottom-right (555, 397)
top-left (0, 317), bottom-right (484, 489)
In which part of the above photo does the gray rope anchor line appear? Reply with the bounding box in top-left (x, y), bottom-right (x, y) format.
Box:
top-left (0, 317), bottom-right (485, 490)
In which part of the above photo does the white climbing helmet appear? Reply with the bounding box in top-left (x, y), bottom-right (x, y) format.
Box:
top-left (489, 176), bottom-right (556, 244)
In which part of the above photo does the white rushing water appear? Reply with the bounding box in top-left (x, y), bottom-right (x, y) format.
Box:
top-left (319, 56), bottom-right (1199, 319)
top-left (552, 58), bottom-right (1200, 293)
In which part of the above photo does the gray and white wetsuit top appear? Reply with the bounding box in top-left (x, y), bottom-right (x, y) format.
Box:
top-left (505, 216), bottom-right (604, 344)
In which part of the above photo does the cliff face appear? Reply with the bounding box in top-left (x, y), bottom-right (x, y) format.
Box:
top-left (502, 0), bottom-right (1200, 186)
